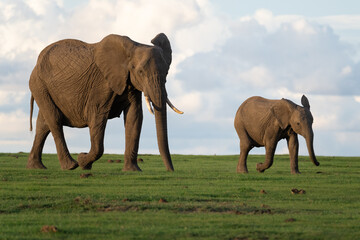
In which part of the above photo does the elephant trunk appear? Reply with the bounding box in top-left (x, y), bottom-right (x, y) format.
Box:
top-left (145, 74), bottom-right (175, 171)
top-left (154, 101), bottom-right (174, 171)
top-left (305, 130), bottom-right (320, 166)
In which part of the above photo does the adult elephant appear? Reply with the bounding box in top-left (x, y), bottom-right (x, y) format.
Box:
top-left (234, 95), bottom-right (319, 174)
top-left (27, 33), bottom-right (183, 171)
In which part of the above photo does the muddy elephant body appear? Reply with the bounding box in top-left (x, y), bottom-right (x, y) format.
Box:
top-left (27, 33), bottom-right (182, 171)
top-left (234, 95), bottom-right (319, 174)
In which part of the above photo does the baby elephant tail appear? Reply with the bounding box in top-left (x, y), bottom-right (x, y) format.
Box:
top-left (30, 95), bottom-right (34, 131)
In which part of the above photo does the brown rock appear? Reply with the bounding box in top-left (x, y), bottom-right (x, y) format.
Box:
top-left (137, 158), bottom-right (144, 162)
top-left (158, 198), bottom-right (168, 203)
top-left (107, 159), bottom-right (114, 163)
top-left (260, 189), bottom-right (267, 194)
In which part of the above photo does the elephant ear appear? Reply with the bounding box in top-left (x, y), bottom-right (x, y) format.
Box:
top-left (270, 99), bottom-right (292, 130)
top-left (151, 33), bottom-right (172, 66)
top-left (94, 34), bottom-right (133, 95)
top-left (301, 95), bottom-right (310, 109)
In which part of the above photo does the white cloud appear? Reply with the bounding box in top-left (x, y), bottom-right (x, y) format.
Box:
top-left (0, 110), bottom-right (29, 135)
top-left (292, 19), bottom-right (316, 35)
top-left (0, 90), bottom-right (27, 106)
top-left (174, 92), bottom-right (202, 114)
top-left (238, 65), bottom-right (274, 88)
top-left (341, 65), bottom-right (352, 75)
top-left (0, 2), bottom-right (16, 21)
top-left (24, 0), bottom-right (60, 16)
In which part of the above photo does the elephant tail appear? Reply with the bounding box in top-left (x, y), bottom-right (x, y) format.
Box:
top-left (30, 95), bottom-right (34, 131)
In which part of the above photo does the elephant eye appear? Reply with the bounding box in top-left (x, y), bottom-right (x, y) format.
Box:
top-left (297, 122), bottom-right (300, 126)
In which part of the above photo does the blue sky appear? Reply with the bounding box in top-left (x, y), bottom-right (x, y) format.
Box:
top-left (1, 0), bottom-right (360, 158)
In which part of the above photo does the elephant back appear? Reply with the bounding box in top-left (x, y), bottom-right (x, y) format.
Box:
top-left (37, 39), bottom-right (94, 81)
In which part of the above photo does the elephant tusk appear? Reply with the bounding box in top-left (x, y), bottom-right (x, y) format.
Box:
top-left (145, 96), bottom-right (154, 115)
top-left (167, 98), bottom-right (184, 114)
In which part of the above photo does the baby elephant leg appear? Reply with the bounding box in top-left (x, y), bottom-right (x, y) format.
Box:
top-left (287, 133), bottom-right (300, 174)
top-left (256, 142), bottom-right (277, 172)
top-left (237, 140), bottom-right (252, 173)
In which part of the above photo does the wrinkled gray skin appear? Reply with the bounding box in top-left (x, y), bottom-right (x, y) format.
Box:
top-left (27, 33), bottom-right (181, 171)
top-left (234, 95), bottom-right (319, 174)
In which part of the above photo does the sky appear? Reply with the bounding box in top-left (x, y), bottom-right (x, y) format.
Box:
top-left (1, 0), bottom-right (360, 157)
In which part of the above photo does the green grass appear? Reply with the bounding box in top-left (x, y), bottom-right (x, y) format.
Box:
top-left (0, 153), bottom-right (359, 239)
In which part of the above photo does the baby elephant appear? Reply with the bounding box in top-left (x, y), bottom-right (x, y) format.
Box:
top-left (234, 95), bottom-right (320, 174)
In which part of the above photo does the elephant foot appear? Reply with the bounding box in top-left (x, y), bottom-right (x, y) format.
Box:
top-left (78, 153), bottom-right (94, 170)
top-left (236, 167), bottom-right (248, 174)
top-left (256, 163), bottom-right (266, 173)
top-left (27, 159), bottom-right (47, 169)
top-left (122, 163), bottom-right (142, 172)
top-left (61, 160), bottom-right (79, 170)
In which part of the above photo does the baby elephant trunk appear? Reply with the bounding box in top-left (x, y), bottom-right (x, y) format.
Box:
top-left (305, 130), bottom-right (320, 166)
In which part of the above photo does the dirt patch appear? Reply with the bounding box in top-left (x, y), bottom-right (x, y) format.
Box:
top-left (73, 196), bottom-right (92, 205)
top-left (260, 204), bottom-right (270, 208)
top-left (285, 218), bottom-right (296, 222)
top-left (99, 205), bottom-right (139, 212)
top-left (41, 225), bottom-right (58, 233)
top-left (80, 173), bottom-right (93, 178)
top-left (74, 196), bottom-right (82, 202)
top-left (291, 189), bottom-right (306, 194)
top-left (251, 209), bottom-right (272, 215)
top-left (158, 198), bottom-right (168, 203)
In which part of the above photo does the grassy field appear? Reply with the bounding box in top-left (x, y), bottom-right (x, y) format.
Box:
top-left (0, 153), bottom-right (359, 239)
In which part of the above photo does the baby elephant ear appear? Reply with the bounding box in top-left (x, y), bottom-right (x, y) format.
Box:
top-left (151, 33), bottom-right (172, 66)
top-left (301, 95), bottom-right (310, 109)
top-left (271, 106), bottom-right (289, 130)
top-left (270, 99), bottom-right (293, 130)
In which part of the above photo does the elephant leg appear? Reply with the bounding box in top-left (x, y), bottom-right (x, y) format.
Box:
top-left (122, 93), bottom-right (143, 171)
top-left (237, 138), bottom-right (252, 173)
top-left (32, 89), bottom-right (78, 170)
top-left (51, 125), bottom-right (78, 170)
top-left (287, 133), bottom-right (300, 174)
top-left (27, 112), bottom-right (50, 169)
top-left (257, 141), bottom-right (277, 173)
top-left (77, 119), bottom-right (106, 170)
